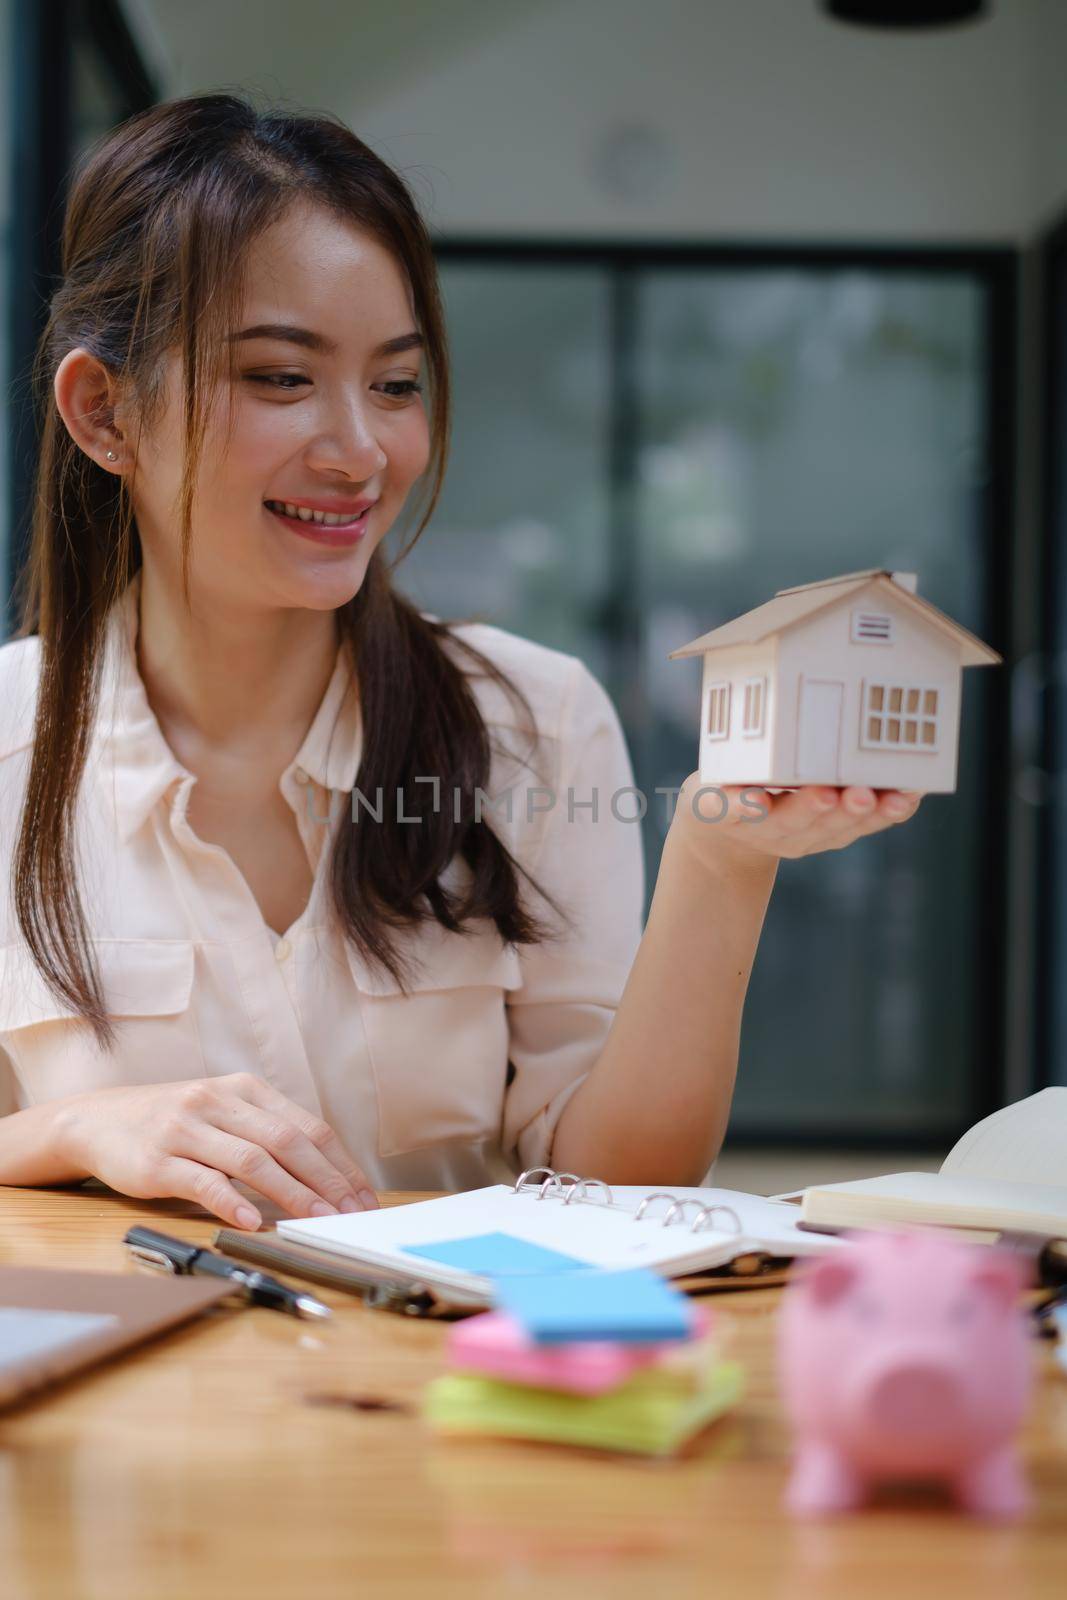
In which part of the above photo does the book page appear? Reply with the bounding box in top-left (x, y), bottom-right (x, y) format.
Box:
top-left (940, 1088), bottom-right (1067, 1188)
top-left (802, 1169), bottom-right (1067, 1233)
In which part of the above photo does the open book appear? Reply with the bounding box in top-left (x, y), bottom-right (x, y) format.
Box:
top-left (276, 1180), bottom-right (845, 1308)
top-left (798, 1088), bottom-right (1067, 1237)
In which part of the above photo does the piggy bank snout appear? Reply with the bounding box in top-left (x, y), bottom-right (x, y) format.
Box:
top-left (862, 1360), bottom-right (964, 1437)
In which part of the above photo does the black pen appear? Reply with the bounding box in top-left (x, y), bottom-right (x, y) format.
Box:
top-left (213, 1226), bottom-right (442, 1317)
top-left (123, 1225), bottom-right (332, 1320)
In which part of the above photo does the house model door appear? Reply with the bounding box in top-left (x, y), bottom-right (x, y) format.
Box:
top-left (795, 678), bottom-right (843, 782)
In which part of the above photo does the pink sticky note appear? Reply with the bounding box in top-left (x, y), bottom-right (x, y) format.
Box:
top-left (446, 1306), bottom-right (711, 1396)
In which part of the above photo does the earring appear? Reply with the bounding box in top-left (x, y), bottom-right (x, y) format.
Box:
top-left (106, 450), bottom-right (117, 462)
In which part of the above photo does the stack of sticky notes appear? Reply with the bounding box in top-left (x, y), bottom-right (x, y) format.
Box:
top-left (423, 1267), bottom-right (744, 1456)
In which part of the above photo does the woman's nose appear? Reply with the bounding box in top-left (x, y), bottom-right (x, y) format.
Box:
top-left (305, 404), bottom-right (387, 478)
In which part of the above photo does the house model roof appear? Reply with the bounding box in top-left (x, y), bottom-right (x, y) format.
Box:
top-left (667, 569), bottom-right (1002, 668)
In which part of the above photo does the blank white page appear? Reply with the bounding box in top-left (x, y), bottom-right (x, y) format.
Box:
top-left (940, 1088), bottom-right (1067, 1188)
top-left (277, 1182), bottom-right (842, 1290)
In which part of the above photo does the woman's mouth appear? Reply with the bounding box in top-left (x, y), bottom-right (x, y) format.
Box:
top-left (264, 499), bottom-right (374, 546)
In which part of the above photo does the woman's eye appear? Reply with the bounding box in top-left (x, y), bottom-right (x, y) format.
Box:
top-left (247, 373), bottom-right (309, 391)
top-left (246, 375), bottom-right (422, 400)
top-left (376, 380), bottom-right (423, 400)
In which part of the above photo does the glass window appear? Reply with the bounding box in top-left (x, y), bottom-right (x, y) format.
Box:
top-left (411, 250), bottom-right (1003, 1141)
top-left (393, 263), bottom-right (614, 687)
top-left (635, 267), bottom-right (990, 1138)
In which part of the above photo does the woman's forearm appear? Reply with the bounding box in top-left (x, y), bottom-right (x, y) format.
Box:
top-left (0, 1099), bottom-right (84, 1186)
top-left (551, 825), bottom-right (778, 1184)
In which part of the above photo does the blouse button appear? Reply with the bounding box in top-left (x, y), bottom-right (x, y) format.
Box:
top-left (274, 938), bottom-right (292, 963)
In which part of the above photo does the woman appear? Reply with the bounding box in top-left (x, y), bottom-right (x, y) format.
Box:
top-left (0, 94), bottom-right (920, 1230)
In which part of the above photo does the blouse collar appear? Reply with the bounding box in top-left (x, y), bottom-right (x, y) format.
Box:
top-left (94, 570), bottom-right (362, 844)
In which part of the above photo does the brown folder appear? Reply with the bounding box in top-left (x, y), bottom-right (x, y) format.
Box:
top-left (0, 1265), bottom-right (233, 1409)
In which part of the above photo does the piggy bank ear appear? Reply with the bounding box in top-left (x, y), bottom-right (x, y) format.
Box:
top-left (805, 1257), bottom-right (859, 1306)
top-left (969, 1250), bottom-right (1029, 1308)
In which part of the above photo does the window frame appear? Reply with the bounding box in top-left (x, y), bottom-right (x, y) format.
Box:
top-left (706, 679), bottom-right (731, 740)
top-left (859, 680), bottom-right (940, 753)
top-left (741, 675), bottom-right (767, 738)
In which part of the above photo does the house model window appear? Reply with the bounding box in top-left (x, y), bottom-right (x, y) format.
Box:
top-left (707, 682), bottom-right (731, 739)
top-left (742, 676), bottom-right (767, 737)
top-left (861, 682), bottom-right (939, 750)
top-left (851, 609), bottom-right (894, 644)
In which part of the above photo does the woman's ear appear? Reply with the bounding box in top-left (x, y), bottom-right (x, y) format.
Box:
top-left (53, 347), bottom-right (127, 471)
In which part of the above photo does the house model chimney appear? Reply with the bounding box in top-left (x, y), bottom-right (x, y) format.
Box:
top-left (890, 571), bottom-right (918, 594)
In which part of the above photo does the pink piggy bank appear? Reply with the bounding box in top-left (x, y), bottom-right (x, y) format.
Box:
top-left (778, 1231), bottom-right (1032, 1519)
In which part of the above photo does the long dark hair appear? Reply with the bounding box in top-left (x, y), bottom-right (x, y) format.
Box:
top-left (13, 91), bottom-right (562, 1051)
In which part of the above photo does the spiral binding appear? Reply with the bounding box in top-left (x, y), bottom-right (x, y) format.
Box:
top-left (511, 1166), bottom-right (743, 1237)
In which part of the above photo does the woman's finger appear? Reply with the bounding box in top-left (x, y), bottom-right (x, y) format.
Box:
top-left (235, 1076), bottom-right (378, 1205)
top-left (155, 1154), bottom-right (263, 1229)
top-left (765, 786), bottom-right (892, 838)
top-left (206, 1098), bottom-right (363, 1213)
top-left (876, 789), bottom-right (922, 821)
top-left (744, 787), bottom-right (873, 855)
top-left (685, 781), bottom-right (922, 860)
top-left (172, 1123), bottom-right (344, 1220)
top-left (794, 788), bottom-right (920, 853)
top-left (850, 792), bottom-right (922, 839)
top-left (733, 785), bottom-right (840, 839)
top-left (803, 787), bottom-right (897, 848)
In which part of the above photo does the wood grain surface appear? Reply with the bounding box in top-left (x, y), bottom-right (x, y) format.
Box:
top-left (0, 1184), bottom-right (1064, 1600)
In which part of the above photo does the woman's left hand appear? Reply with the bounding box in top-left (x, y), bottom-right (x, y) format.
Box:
top-left (668, 772), bottom-right (923, 871)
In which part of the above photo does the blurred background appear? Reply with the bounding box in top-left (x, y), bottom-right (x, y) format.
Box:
top-left (3, 0), bottom-right (1066, 1188)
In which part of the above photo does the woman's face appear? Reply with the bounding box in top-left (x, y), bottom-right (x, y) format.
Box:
top-left (126, 200), bottom-right (431, 615)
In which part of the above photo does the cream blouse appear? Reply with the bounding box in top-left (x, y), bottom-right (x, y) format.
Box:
top-left (0, 572), bottom-right (645, 1191)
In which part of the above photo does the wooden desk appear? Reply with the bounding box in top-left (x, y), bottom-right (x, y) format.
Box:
top-left (0, 1187), bottom-right (1065, 1600)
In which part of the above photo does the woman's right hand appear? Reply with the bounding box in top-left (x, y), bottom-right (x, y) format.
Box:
top-left (54, 1071), bottom-right (378, 1229)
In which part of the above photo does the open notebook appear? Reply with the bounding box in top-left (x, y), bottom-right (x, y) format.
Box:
top-left (276, 1175), bottom-right (845, 1308)
top-left (796, 1088), bottom-right (1067, 1236)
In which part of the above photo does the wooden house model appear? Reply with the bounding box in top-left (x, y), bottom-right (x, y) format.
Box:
top-left (668, 569), bottom-right (1001, 794)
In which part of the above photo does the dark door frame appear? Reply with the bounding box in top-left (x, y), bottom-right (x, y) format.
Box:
top-left (5, 0), bottom-right (157, 628)
top-left (1035, 211), bottom-right (1067, 1094)
top-left (434, 237), bottom-right (1018, 1140)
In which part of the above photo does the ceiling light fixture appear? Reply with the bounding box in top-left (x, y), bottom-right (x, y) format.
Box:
top-left (822, 0), bottom-right (987, 27)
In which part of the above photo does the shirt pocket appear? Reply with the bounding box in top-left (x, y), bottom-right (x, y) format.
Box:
top-left (0, 939), bottom-right (200, 1103)
top-left (345, 925), bottom-right (523, 1158)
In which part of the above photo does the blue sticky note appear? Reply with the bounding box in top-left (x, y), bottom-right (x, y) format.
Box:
top-left (493, 1268), bottom-right (696, 1345)
top-left (401, 1232), bottom-right (589, 1277)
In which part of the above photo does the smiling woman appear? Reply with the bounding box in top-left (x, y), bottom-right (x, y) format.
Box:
top-left (0, 92), bottom-right (618, 1220)
top-left (12, 92), bottom-right (565, 1004)
top-left (0, 91), bottom-right (920, 1226)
